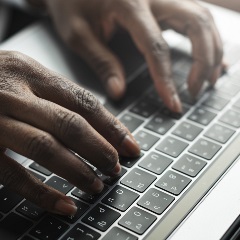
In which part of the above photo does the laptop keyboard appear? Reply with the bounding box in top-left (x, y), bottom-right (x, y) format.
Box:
top-left (1, 46), bottom-right (240, 240)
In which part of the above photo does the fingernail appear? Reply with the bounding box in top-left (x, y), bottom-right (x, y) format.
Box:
top-left (106, 76), bottom-right (125, 100)
top-left (91, 177), bottom-right (104, 193)
top-left (122, 135), bottom-right (140, 157)
top-left (170, 94), bottom-right (182, 113)
top-left (54, 199), bottom-right (77, 216)
top-left (112, 162), bottom-right (121, 176)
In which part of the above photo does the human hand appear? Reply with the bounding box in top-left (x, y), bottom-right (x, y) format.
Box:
top-left (33, 0), bottom-right (223, 112)
top-left (0, 51), bottom-right (140, 215)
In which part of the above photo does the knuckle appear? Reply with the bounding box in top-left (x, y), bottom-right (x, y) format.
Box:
top-left (103, 145), bottom-right (118, 171)
top-left (215, 45), bottom-right (224, 65)
top-left (55, 109), bottom-right (82, 138)
top-left (25, 133), bottom-right (55, 162)
top-left (74, 88), bottom-right (100, 114)
top-left (151, 40), bottom-right (170, 60)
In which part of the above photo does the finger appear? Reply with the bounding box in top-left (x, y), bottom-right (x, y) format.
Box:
top-left (19, 64), bottom-right (140, 158)
top-left (113, 3), bottom-right (182, 112)
top-left (0, 153), bottom-right (77, 215)
top-left (151, 2), bottom-right (222, 97)
top-left (0, 115), bottom-right (105, 194)
top-left (63, 19), bottom-right (126, 100)
top-left (8, 97), bottom-right (124, 177)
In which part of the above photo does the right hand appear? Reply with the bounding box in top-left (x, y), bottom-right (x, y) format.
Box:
top-left (0, 50), bottom-right (140, 215)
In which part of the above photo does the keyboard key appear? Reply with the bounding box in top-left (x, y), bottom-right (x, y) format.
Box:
top-left (119, 206), bottom-right (156, 234)
top-left (57, 197), bottom-right (89, 224)
top-left (119, 114), bottom-right (144, 133)
top-left (120, 153), bottom-right (143, 168)
top-left (219, 109), bottom-right (240, 128)
top-left (139, 152), bottom-right (172, 175)
top-left (188, 108), bottom-right (216, 126)
top-left (30, 215), bottom-right (69, 240)
top-left (161, 105), bottom-right (189, 120)
top-left (0, 213), bottom-right (32, 240)
top-left (216, 82), bottom-right (240, 97)
top-left (102, 185), bottom-right (139, 211)
top-left (0, 213), bottom-right (3, 220)
top-left (145, 114), bottom-right (175, 135)
top-left (202, 95), bottom-right (229, 111)
top-left (130, 99), bottom-right (157, 118)
top-left (138, 188), bottom-right (175, 214)
top-left (21, 236), bottom-right (35, 240)
top-left (102, 227), bottom-right (138, 240)
top-left (29, 162), bottom-right (52, 176)
top-left (172, 154), bottom-right (207, 177)
top-left (204, 124), bottom-right (235, 144)
top-left (72, 185), bottom-right (108, 204)
top-left (62, 223), bottom-right (101, 240)
top-left (0, 188), bottom-right (24, 213)
top-left (121, 168), bottom-right (156, 193)
top-left (16, 200), bottom-right (45, 220)
top-left (82, 204), bottom-right (121, 231)
top-left (172, 122), bottom-right (203, 141)
top-left (155, 170), bottom-right (191, 195)
top-left (134, 131), bottom-right (160, 151)
top-left (28, 170), bottom-right (46, 182)
top-left (45, 176), bottom-right (74, 194)
top-left (188, 139), bottom-right (221, 160)
top-left (180, 89), bottom-right (198, 105)
top-left (156, 137), bottom-right (188, 158)
top-left (233, 97), bottom-right (240, 110)
top-left (95, 168), bottom-right (127, 185)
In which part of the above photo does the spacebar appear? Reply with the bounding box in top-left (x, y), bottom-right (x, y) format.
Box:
top-left (147, 133), bottom-right (240, 240)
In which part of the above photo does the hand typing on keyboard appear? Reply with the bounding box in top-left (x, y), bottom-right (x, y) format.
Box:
top-left (29, 0), bottom-right (223, 112)
top-left (0, 51), bottom-right (140, 215)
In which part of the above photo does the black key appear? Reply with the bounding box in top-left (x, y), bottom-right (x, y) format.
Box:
top-left (0, 188), bottom-right (24, 213)
top-left (29, 162), bottom-right (52, 176)
top-left (45, 176), bottom-right (74, 194)
top-left (180, 89), bottom-right (198, 105)
top-left (62, 223), bottom-right (101, 240)
top-left (161, 105), bottom-right (189, 120)
top-left (102, 185), bottom-right (139, 211)
top-left (146, 88), bottom-right (163, 106)
top-left (202, 95), bottom-right (229, 111)
top-left (120, 153), bottom-right (143, 168)
top-left (188, 138), bottom-right (222, 160)
top-left (72, 185), bottom-right (108, 204)
top-left (102, 227), bottom-right (138, 240)
top-left (119, 114), bottom-right (144, 133)
top-left (172, 122), bottom-right (203, 141)
top-left (119, 206), bottom-right (156, 235)
top-left (16, 200), bottom-right (45, 220)
top-left (130, 99), bottom-right (157, 118)
top-left (156, 137), bottom-right (188, 158)
top-left (172, 154), bottom-right (207, 177)
top-left (0, 213), bottom-right (3, 220)
top-left (95, 168), bottom-right (127, 185)
top-left (139, 152), bottom-right (172, 175)
top-left (30, 215), bottom-right (69, 240)
top-left (138, 188), bottom-right (175, 214)
top-left (145, 114), bottom-right (175, 135)
top-left (188, 108), bottom-right (216, 126)
top-left (121, 168), bottom-right (156, 193)
top-left (0, 213), bottom-right (32, 240)
top-left (57, 197), bottom-right (89, 224)
top-left (155, 170), bottom-right (191, 195)
top-left (82, 204), bottom-right (121, 231)
top-left (21, 236), bottom-right (35, 240)
top-left (204, 124), bottom-right (235, 144)
top-left (134, 131), bottom-right (160, 151)
top-left (219, 109), bottom-right (240, 128)
top-left (28, 170), bottom-right (46, 182)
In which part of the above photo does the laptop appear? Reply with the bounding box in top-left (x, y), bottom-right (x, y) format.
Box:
top-left (0, 2), bottom-right (240, 240)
